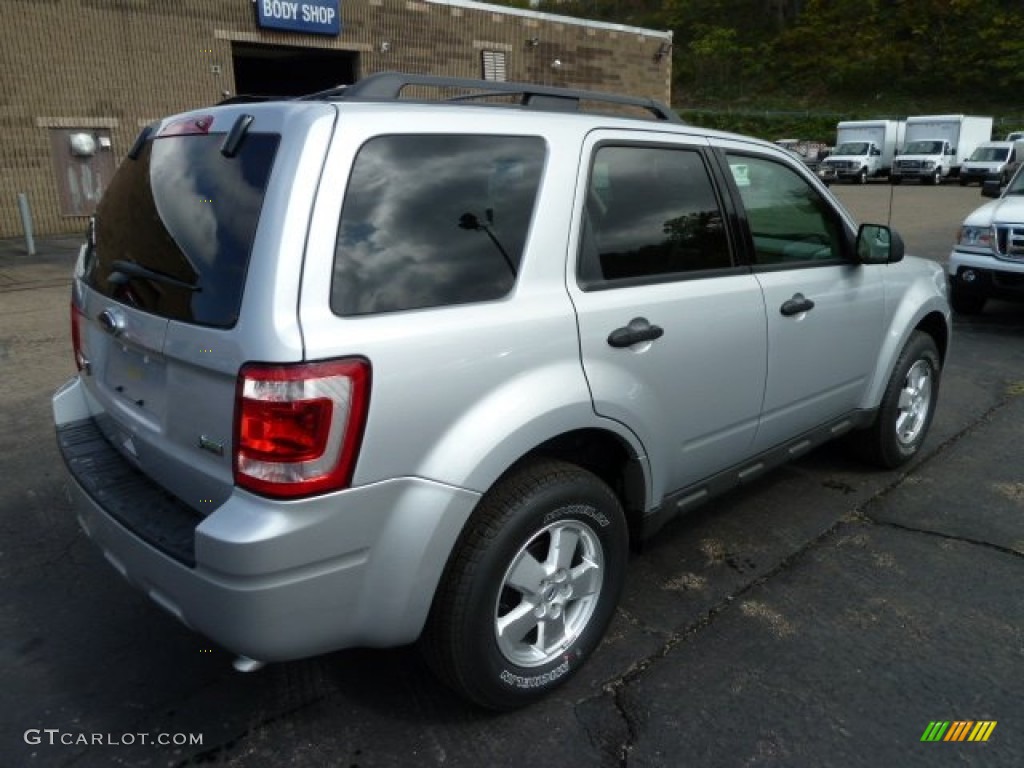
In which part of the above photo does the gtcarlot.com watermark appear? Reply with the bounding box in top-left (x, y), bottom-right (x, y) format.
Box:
top-left (25, 729), bottom-right (203, 747)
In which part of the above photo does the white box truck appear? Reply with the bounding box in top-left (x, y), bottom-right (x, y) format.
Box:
top-left (818, 119), bottom-right (905, 184)
top-left (891, 115), bottom-right (993, 185)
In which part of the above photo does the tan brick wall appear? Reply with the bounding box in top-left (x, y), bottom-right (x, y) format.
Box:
top-left (0, 0), bottom-right (672, 237)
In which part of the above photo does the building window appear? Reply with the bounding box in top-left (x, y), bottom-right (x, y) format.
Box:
top-left (481, 50), bottom-right (507, 82)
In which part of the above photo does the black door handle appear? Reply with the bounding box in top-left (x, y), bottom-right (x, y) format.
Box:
top-left (607, 317), bottom-right (665, 348)
top-left (780, 293), bottom-right (815, 317)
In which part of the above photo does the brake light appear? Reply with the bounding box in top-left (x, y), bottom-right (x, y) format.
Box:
top-left (70, 302), bottom-right (86, 371)
top-left (234, 359), bottom-right (370, 498)
top-left (158, 115), bottom-right (214, 137)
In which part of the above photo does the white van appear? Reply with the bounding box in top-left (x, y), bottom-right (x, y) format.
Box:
top-left (959, 140), bottom-right (1024, 186)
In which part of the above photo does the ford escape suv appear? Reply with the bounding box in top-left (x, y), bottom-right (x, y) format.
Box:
top-left (53, 72), bottom-right (950, 710)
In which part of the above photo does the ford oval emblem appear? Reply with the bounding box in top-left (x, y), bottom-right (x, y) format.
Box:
top-left (98, 308), bottom-right (126, 337)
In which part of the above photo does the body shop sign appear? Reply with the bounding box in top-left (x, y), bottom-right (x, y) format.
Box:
top-left (256, 0), bottom-right (341, 36)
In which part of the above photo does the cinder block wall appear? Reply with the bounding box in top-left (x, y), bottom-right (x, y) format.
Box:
top-left (0, 0), bottom-right (672, 237)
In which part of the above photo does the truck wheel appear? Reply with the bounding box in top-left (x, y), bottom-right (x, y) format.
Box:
top-left (420, 459), bottom-right (628, 710)
top-left (950, 283), bottom-right (986, 315)
top-left (931, 169), bottom-right (942, 185)
top-left (856, 168), bottom-right (867, 185)
top-left (851, 332), bottom-right (940, 469)
top-left (958, 177), bottom-right (968, 187)
top-left (890, 176), bottom-right (902, 186)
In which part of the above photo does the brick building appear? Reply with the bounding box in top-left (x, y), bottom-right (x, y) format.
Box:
top-left (0, 0), bottom-right (673, 237)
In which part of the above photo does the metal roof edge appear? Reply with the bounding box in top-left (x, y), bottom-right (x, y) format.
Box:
top-left (423, 0), bottom-right (673, 40)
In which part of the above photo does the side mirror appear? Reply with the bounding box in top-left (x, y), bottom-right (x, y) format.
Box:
top-left (981, 180), bottom-right (1001, 198)
top-left (856, 223), bottom-right (904, 265)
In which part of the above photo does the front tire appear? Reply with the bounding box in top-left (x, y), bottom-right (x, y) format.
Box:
top-left (420, 459), bottom-right (628, 710)
top-left (853, 332), bottom-right (941, 469)
top-left (950, 283), bottom-right (986, 315)
top-left (856, 168), bottom-right (867, 185)
top-left (890, 176), bottom-right (902, 186)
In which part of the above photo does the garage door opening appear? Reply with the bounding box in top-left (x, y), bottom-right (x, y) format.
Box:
top-left (232, 43), bottom-right (358, 98)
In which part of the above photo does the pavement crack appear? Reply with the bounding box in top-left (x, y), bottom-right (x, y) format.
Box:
top-left (612, 683), bottom-right (638, 767)
top-left (868, 518), bottom-right (1024, 559)
top-left (170, 693), bottom-right (332, 766)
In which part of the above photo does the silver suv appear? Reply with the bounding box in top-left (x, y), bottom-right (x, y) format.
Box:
top-left (53, 73), bottom-right (950, 710)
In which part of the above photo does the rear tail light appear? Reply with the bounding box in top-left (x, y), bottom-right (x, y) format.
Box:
top-left (158, 114), bottom-right (214, 137)
top-left (234, 359), bottom-right (370, 498)
top-left (70, 302), bottom-right (87, 371)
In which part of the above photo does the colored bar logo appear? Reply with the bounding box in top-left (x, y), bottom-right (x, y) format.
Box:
top-left (920, 721), bottom-right (997, 742)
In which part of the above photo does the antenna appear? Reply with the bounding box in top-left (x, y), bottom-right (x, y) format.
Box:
top-left (886, 169), bottom-right (895, 227)
top-left (887, 116), bottom-right (906, 228)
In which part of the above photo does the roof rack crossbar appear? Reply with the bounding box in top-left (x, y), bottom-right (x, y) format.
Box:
top-left (320, 72), bottom-right (680, 123)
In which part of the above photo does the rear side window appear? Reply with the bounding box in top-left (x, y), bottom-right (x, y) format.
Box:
top-left (331, 134), bottom-right (546, 316)
top-left (578, 145), bottom-right (732, 288)
top-left (86, 132), bottom-right (279, 328)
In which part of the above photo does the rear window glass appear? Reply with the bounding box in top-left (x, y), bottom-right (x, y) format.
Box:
top-left (85, 132), bottom-right (279, 328)
top-left (331, 134), bottom-right (546, 316)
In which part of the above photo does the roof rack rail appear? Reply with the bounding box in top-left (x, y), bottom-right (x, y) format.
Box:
top-left (306, 71), bottom-right (681, 123)
top-left (216, 94), bottom-right (273, 105)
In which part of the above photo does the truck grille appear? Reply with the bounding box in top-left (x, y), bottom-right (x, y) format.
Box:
top-left (896, 160), bottom-right (922, 171)
top-left (995, 225), bottom-right (1024, 261)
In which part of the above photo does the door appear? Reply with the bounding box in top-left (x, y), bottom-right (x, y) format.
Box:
top-left (720, 149), bottom-right (885, 452)
top-left (569, 136), bottom-right (768, 500)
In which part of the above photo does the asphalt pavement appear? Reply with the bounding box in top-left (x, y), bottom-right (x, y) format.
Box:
top-left (1, 189), bottom-right (1022, 768)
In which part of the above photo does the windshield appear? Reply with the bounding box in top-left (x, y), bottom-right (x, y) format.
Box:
top-left (969, 147), bottom-right (1009, 162)
top-left (1006, 168), bottom-right (1024, 195)
top-left (85, 132), bottom-right (279, 327)
top-left (835, 142), bottom-right (869, 155)
top-left (904, 141), bottom-right (944, 154)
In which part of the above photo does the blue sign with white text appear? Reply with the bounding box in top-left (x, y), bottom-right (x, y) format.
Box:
top-left (256, 0), bottom-right (341, 36)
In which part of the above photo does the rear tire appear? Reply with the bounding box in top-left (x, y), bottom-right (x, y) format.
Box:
top-left (890, 176), bottom-right (902, 185)
top-left (852, 332), bottom-right (940, 469)
top-left (420, 459), bottom-right (628, 710)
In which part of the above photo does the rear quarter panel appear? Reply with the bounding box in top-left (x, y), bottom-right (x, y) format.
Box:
top-left (297, 106), bottom-right (649, 495)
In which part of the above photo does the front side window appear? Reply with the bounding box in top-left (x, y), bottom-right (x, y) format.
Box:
top-left (332, 134), bottom-right (546, 316)
top-left (726, 154), bottom-right (846, 266)
top-left (579, 145), bottom-right (732, 287)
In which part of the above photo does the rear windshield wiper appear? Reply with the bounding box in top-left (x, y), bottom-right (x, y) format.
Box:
top-left (108, 260), bottom-right (200, 292)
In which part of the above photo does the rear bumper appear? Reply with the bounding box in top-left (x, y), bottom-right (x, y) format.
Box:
top-left (53, 377), bottom-right (480, 661)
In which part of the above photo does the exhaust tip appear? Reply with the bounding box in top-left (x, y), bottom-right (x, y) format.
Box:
top-left (233, 655), bottom-right (265, 673)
